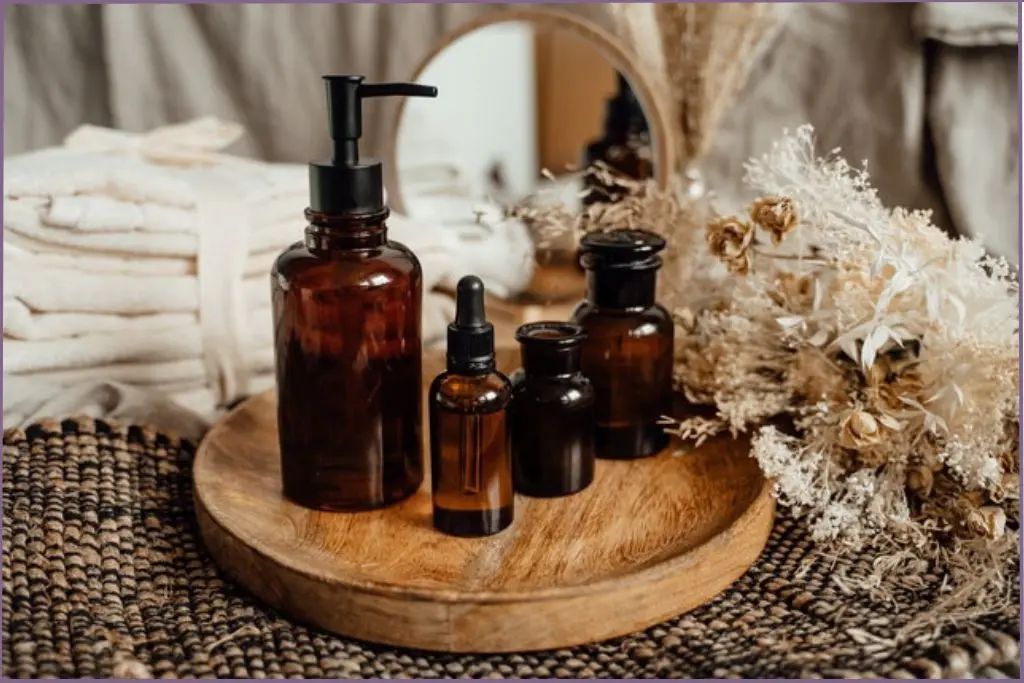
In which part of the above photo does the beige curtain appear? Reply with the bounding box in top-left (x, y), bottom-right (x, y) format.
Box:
top-left (5, 3), bottom-right (1018, 262)
top-left (3, 4), bottom-right (612, 162)
top-left (4, 4), bottom-right (495, 160)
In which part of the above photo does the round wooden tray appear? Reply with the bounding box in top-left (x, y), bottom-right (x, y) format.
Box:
top-left (194, 350), bottom-right (774, 653)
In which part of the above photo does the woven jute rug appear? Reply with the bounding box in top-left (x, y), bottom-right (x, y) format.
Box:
top-left (3, 417), bottom-right (1020, 679)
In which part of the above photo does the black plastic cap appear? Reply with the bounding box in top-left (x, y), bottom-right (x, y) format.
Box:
top-left (579, 229), bottom-right (666, 272)
top-left (447, 275), bottom-right (495, 375)
top-left (309, 75), bottom-right (437, 214)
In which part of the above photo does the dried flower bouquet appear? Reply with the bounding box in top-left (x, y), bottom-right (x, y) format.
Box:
top-left (511, 125), bottom-right (1020, 619)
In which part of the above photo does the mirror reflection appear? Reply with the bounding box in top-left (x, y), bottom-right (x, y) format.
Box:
top-left (395, 20), bottom-right (657, 301)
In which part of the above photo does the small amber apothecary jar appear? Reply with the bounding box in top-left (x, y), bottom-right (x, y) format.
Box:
top-left (571, 229), bottom-right (674, 459)
top-left (509, 322), bottom-right (596, 497)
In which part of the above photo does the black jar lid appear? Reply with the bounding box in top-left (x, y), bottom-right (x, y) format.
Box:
top-left (579, 229), bottom-right (666, 271)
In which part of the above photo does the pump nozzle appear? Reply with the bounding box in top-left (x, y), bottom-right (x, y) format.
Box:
top-left (310, 75), bottom-right (438, 215)
top-left (323, 76), bottom-right (437, 165)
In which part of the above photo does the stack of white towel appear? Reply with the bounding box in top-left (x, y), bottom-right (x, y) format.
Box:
top-left (3, 118), bottom-right (534, 438)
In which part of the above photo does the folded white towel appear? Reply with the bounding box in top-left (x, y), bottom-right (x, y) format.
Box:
top-left (3, 118), bottom-right (534, 436)
top-left (43, 193), bottom-right (299, 234)
top-left (4, 259), bottom-right (268, 315)
top-left (4, 299), bottom-right (195, 341)
top-left (4, 194), bottom-right (309, 258)
top-left (4, 305), bottom-right (272, 374)
top-left (6, 120), bottom-right (305, 208)
top-left (4, 380), bottom-right (212, 443)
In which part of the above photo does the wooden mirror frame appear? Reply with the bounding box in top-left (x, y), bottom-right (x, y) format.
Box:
top-left (382, 6), bottom-right (677, 216)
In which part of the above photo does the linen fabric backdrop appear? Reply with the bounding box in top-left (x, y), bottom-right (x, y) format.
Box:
top-left (3, 2), bottom-right (1019, 263)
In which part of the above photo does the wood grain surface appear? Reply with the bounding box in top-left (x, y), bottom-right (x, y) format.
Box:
top-left (194, 349), bottom-right (774, 653)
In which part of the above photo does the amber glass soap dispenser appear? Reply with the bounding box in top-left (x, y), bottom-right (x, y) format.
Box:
top-left (271, 75), bottom-right (437, 511)
top-left (429, 276), bottom-right (514, 537)
top-left (571, 229), bottom-right (673, 459)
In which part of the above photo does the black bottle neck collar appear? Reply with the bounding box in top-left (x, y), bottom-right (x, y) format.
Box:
top-left (516, 322), bottom-right (586, 377)
top-left (584, 269), bottom-right (657, 310)
top-left (305, 207), bottom-right (388, 251)
top-left (446, 357), bottom-right (496, 377)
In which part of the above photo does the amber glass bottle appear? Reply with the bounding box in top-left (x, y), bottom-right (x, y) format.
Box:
top-left (429, 276), bottom-right (514, 537)
top-left (509, 322), bottom-right (595, 497)
top-left (271, 75), bottom-right (437, 511)
top-left (571, 229), bottom-right (673, 459)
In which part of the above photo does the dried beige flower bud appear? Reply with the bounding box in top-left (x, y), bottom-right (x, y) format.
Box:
top-left (982, 506), bottom-right (1008, 538)
top-left (683, 346), bottom-right (718, 382)
top-left (906, 466), bottom-right (934, 498)
top-left (866, 362), bottom-right (889, 388)
top-left (725, 251), bottom-right (752, 275)
top-left (706, 217), bottom-right (754, 275)
top-left (963, 506), bottom-right (1007, 539)
top-left (792, 349), bottom-right (847, 404)
top-left (998, 473), bottom-right (1021, 500)
top-left (839, 410), bottom-right (882, 450)
top-left (675, 307), bottom-right (696, 332)
top-left (750, 195), bottom-right (798, 244)
top-left (769, 272), bottom-right (815, 310)
top-left (961, 491), bottom-right (985, 507)
top-left (871, 367), bottom-right (925, 411)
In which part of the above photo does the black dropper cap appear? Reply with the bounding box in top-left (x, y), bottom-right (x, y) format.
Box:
top-left (310, 75), bottom-right (437, 214)
top-left (447, 275), bottom-right (495, 375)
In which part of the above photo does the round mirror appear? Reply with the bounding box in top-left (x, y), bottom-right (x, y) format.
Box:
top-left (386, 8), bottom-right (674, 303)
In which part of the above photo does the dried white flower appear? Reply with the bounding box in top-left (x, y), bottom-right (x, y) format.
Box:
top-left (838, 410), bottom-right (882, 450)
top-left (505, 125), bottom-right (1019, 618)
top-left (750, 195), bottom-right (798, 244)
top-left (906, 467), bottom-right (934, 498)
top-left (671, 126), bottom-right (1018, 612)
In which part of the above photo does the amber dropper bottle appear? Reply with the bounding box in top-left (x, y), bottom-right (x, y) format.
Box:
top-left (571, 229), bottom-right (673, 459)
top-left (271, 75), bottom-right (438, 511)
top-left (429, 275), bottom-right (514, 537)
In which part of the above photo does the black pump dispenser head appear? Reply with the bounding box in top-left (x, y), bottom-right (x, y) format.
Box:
top-left (310, 75), bottom-right (437, 214)
top-left (447, 275), bottom-right (495, 375)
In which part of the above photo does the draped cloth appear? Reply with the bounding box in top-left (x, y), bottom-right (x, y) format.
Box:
top-left (3, 118), bottom-right (536, 439)
top-left (2, 3), bottom-right (1018, 439)
top-left (5, 3), bottom-right (1017, 264)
